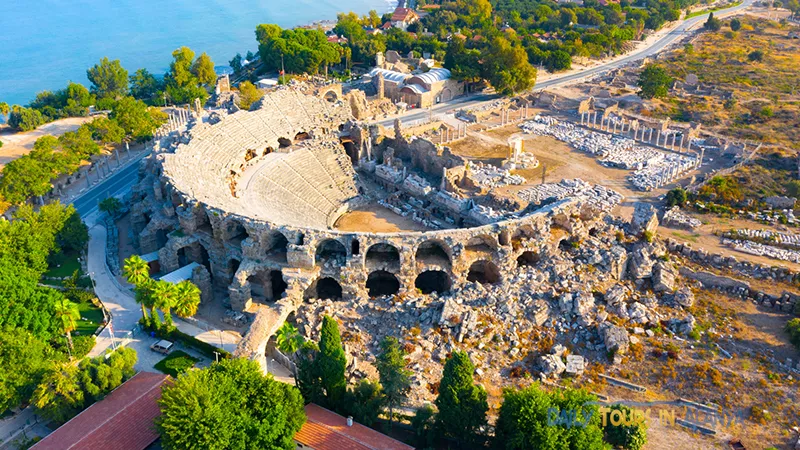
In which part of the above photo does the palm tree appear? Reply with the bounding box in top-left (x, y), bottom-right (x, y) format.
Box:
top-left (275, 322), bottom-right (305, 354)
top-left (54, 297), bottom-right (80, 356)
top-left (173, 280), bottom-right (201, 318)
top-left (123, 255), bottom-right (152, 320)
top-left (152, 280), bottom-right (177, 330)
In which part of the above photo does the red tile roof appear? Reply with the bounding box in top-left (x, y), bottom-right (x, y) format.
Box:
top-left (32, 372), bottom-right (170, 450)
top-left (295, 404), bottom-right (415, 450)
top-left (391, 7), bottom-right (419, 22)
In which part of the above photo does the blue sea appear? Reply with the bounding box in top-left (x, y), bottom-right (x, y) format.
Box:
top-left (0, 0), bottom-right (393, 107)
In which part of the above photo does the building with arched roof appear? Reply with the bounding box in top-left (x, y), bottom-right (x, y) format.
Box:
top-left (367, 67), bottom-right (464, 108)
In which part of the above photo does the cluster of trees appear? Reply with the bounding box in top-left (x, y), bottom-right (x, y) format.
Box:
top-left (264, 0), bottom-right (704, 95)
top-left (157, 358), bottom-right (305, 450)
top-left (637, 63), bottom-right (674, 99)
top-left (787, 318), bottom-right (800, 350)
top-left (32, 347), bottom-right (137, 424)
top-left (255, 24), bottom-right (345, 76)
top-left (123, 255), bottom-right (201, 332)
top-left (3, 48), bottom-right (215, 133)
top-left (0, 99), bottom-right (165, 207)
top-left (0, 202), bottom-right (91, 414)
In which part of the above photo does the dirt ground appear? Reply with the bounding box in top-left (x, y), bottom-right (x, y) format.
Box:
top-left (334, 203), bottom-right (430, 233)
top-left (661, 210), bottom-right (800, 273)
top-left (0, 117), bottom-right (94, 169)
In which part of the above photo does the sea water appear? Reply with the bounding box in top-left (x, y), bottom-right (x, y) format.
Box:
top-left (0, 0), bottom-right (393, 106)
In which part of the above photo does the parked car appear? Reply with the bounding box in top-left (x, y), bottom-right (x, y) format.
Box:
top-left (150, 340), bottom-right (174, 354)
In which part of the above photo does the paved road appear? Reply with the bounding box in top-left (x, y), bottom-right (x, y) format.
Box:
top-left (73, 153), bottom-right (146, 217)
top-left (375, 0), bottom-right (753, 128)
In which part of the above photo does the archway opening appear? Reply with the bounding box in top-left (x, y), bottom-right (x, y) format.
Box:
top-left (415, 270), bottom-right (451, 295)
top-left (324, 91), bottom-right (338, 103)
top-left (464, 235), bottom-right (496, 254)
top-left (247, 270), bottom-right (287, 302)
top-left (558, 239), bottom-right (572, 252)
top-left (467, 260), bottom-right (502, 285)
top-left (305, 277), bottom-right (343, 301)
top-left (341, 139), bottom-right (358, 165)
top-left (366, 270), bottom-right (400, 297)
top-left (294, 131), bottom-right (311, 142)
top-left (265, 232), bottom-right (289, 262)
top-left (316, 239), bottom-right (347, 266)
top-left (588, 227), bottom-right (599, 237)
top-left (499, 230), bottom-right (511, 246)
top-left (416, 240), bottom-right (451, 267)
top-left (366, 243), bottom-right (400, 271)
top-left (517, 251), bottom-right (540, 268)
top-left (227, 220), bottom-right (248, 245)
top-left (263, 146), bottom-right (274, 156)
top-left (351, 239), bottom-right (360, 255)
top-left (278, 137), bottom-right (292, 148)
top-left (227, 259), bottom-right (241, 284)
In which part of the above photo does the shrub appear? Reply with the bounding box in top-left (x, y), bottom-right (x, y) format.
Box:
top-left (154, 350), bottom-right (199, 377)
top-left (785, 318), bottom-right (800, 350)
top-left (665, 187), bottom-right (687, 207)
top-left (642, 230), bottom-right (654, 243)
top-left (603, 404), bottom-right (648, 450)
top-left (72, 335), bottom-right (96, 360)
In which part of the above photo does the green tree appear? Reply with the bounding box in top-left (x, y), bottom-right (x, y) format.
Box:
top-left (0, 102), bottom-right (9, 116)
top-left (786, 318), bottom-right (800, 350)
top-left (729, 18), bottom-right (742, 31)
top-left (173, 280), bottom-right (201, 318)
top-left (110, 96), bottom-right (163, 141)
top-left (318, 315), bottom-right (347, 407)
top-left (98, 197), bottom-right (123, 216)
top-left (152, 280), bottom-right (177, 330)
top-left (494, 384), bottom-right (606, 450)
top-left (604, 404), bottom-right (648, 450)
top-left (229, 53), bottom-right (243, 74)
top-left (157, 358), bottom-right (306, 450)
top-left (86, 117), bottom-right (125, 145)
top-left (123, 255), bottom-right (152, 320)
top-left (53, 297), bottom-right (80, 353)
top-left (0, 329), bottom-right (50, 413)
top-left (637, 64), bottom-right (673, 99)
top-left (483, 37), bottom-right (537, 96)
top-left (7, 105), bottom-right (45, 131)
top-left (704, 12), bottom-right (722, 31)
top-left (32, 365), bottom-right (85, 424)
top-left (275, 322), bottom-right (305, 354)
top-left (411, 404), bottom-right (437, 449)
top-left (129, 68), bottom-right (162, 103)
top-left (665, 187), bottom-right (688, 207)
top-left (345, 380), bottom-right (384, 426)
top-left (444, 39), bottom-right (482, 84)
top-left (435, 351), bottom-right (488, 445)
top-left (237, 81), bottom-right (264, 110)
top-left (87, 57), bottom-right (129, 99)
top-left (748, 49), bottom-right (765, 62)
top-left (296, 341), bottom-right (325, 405)
top-left (376, 336), bottom-right (411, 429)
top-left (546, 50), bottom-right (572, 72)
top-left (56, 208), bottom-right (88, 253)
top-left (191, 52), bottom-right (217, 86)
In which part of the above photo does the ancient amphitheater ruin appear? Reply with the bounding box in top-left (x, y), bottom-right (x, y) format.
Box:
top-left (130, 87), bottom-right (616, 361)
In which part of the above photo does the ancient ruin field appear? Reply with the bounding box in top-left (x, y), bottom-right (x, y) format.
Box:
top-left (645, 17), bottom-right (800, 150)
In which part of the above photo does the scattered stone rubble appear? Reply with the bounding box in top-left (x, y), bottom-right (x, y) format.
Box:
top-left (468, 161), bottom-right (526, 188)
top-left (722, 238), bottom-right (800, 264)
top-left (517, 178), bottom-right (623, 210)
top-left (292, 222), bottom-right (705, 403)
top-left (520, 116), bottom-right (697, 191)
top-left (662, 206), bottom-right (702, 230)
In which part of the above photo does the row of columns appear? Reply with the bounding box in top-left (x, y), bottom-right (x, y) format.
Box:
top-left (580, 110), bottom-right (695, 155)
top-left (440, 123), bottom-right (468, 144)
top-left (499, 105), bottom-right (531, 126)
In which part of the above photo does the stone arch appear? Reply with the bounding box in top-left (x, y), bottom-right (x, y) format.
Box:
top-left (226, 219), bottom-right (249, 245)
top-left (366, 270), bottom-right (400, 297)
top-left (225, 258), bottom-right (241, 285)
top-left (247, 269), bottom-right (287, 303)
top-left (316, 239), bottom-right (347, 266)
top-left (264, 231), bottom-right (289, 262)
top-left (263, 146), bottom-right (274, 156)
top-left (365, 242), bottom-right (401, 272)
top-left (499, 230), bottom-right (511, 246)
top-left (278, 137), bottom-right (292, 148)
top-left (304, 277), bottom-right (343, 300)
top-left (324, 90), bottom-right (338, 103)
top-left (294, 131), bottom-right (311, 142)
top-left (441, 88), bottom-right (453, 102)
top-left (415, 270), bottom-right (451, 294)
top-left (176, 241), bottom-right (212, 276)
top-left (415, 240), bottom-right (451, 268)
top-left (558, 238), bottom-right (573, 252)
top-left (512, 224), bottom-right (536, 242)
top-left (467, 260), bottom-right (502, 285)
top-left (517, 251), bottom-right (540, 268)
top-left (464, 234), bottom-right (498, 254)
top-left (351, 239), bottom-right (360, 256)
